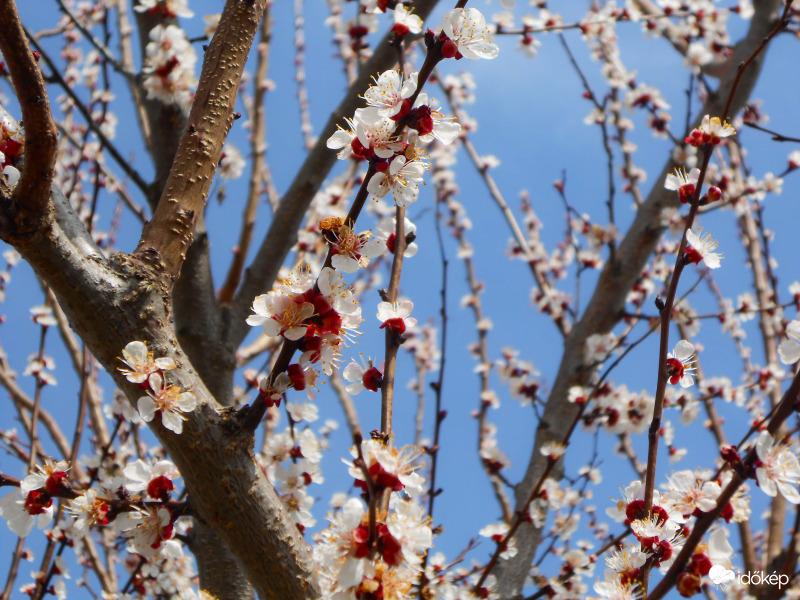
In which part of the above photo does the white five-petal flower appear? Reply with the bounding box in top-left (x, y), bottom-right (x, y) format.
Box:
top-left (138, 372), bottom-right (197, 434)
top-left (755, 431), bottom-right (800, 504)
top-left (442, 8), bottom-right (500, 60)
top-left (685, 228), bottom-right (722, 269)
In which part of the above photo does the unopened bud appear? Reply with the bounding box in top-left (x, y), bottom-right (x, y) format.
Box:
top-left (441, 39), bottom-right (458, 59)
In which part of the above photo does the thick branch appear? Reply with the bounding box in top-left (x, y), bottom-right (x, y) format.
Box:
top-left (5, 189), bottom-right (319, 599)
top-left (134, 0), bottom-right (267, 281)
top-left (0, 0), bottom-right (58, 226)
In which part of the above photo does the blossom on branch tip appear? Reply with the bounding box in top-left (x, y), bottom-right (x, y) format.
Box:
top-left (0, 460), bottom-right (67, 537)
top-left (0, 489), bottom-right (53, 538)
top-left (684, 229), bottom-right (722, 269)
top-left (685, 115), bottom-right (736, 147)
top-left (441, 8), bottom-right (499, 60)
top-left (666, 340), bottom-right (696, 388)
top-left (664, 167), bottom-right (700, 203)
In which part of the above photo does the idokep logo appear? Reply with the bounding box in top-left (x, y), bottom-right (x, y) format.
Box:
top-left (708, 565), bottom-right (789, 590)
top-left (708, 565), bottom-right (735, 586)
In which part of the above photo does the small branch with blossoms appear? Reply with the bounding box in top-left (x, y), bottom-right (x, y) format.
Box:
top-left (238, 5), bottom-right (499, 433)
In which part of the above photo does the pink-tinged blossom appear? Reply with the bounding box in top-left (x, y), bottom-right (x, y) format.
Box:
top-left (480, 522), bottom-right (517, 559)
top-left (374, 216), bottom-right (418, 257)
top-left (114, 505), bottom-right (182, 560)
top-left (392, 4), bottom-right (423, 36)
top-left (342, 357), bottom-right (384, 394)
top-left (685, 229), bottom-right (722, 269)
top-left (377, 299), bottom-right (417, 335)
top-left (755, 431), bottom-right (800, 504)
top-left (312, 497), bottom-right (369, 590)
top-left (629, 514), bottom-right (683, 568)
top-left (593, 578), bottom-right (643, 600)
top-left (65, 490), bottom-right (109, 537)
top-left (0, 460), bottom-right (70, 536)
top-left (118, 340), bottom-right (176, 384)
top-left (257, 372), bottom-right (291, 408)
top-left (286, 489), bottom-right (318, 530)
top-left (30, 305), bottom-right (57, 327)
top-left (137, 372), bottom-right (197, 434)
top-left (123, 459), bottom-right (180, 500)
top-left (407, 93), bottom-right (461, 145)
top-left (142, 25), bottom-right (197, 110)
top-left (685, 115), bottom-right (736, 147)
top-left (664, 167), bottom-right (700, 203)
top-left (286, 361), bottom-right (320, 401)
top-left (666, 340), bottom-right (696, 388)
top-left (218, 143), bottom-right (245, 180)
top-left (246, 291), bottom-right (314, 340)
top-left (663, 470), bottom-right (721, 521)
top-left (0, 490), bottom-right (54, 538)
top-left (327, 109), bottom-right (404, 161)
top-left (326, 224), bottom-right (384, 273)
top-left (441, 8), bottom-right (499, 60)
top-left (347, 439), bottom-right (425, 498)
top-left (385, 495), bottom-right (432, 567)
top-left (362, 70), bottom-right (417, 119)
top-left (367, 156), bottom-right (428, 207)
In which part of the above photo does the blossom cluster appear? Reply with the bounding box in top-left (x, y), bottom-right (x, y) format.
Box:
top-left (0, 110), bottom-right (23, 188)
top-left (247, 265), bottom-right (362, 392)
top-left (600, 476), bottom-right (740, 598)
top-left (119, 341), bottom-right (197, 434)
top-left (142, 24), bottom-right (198, 110)
top-left (313, 439), bottom-right (432, 599)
